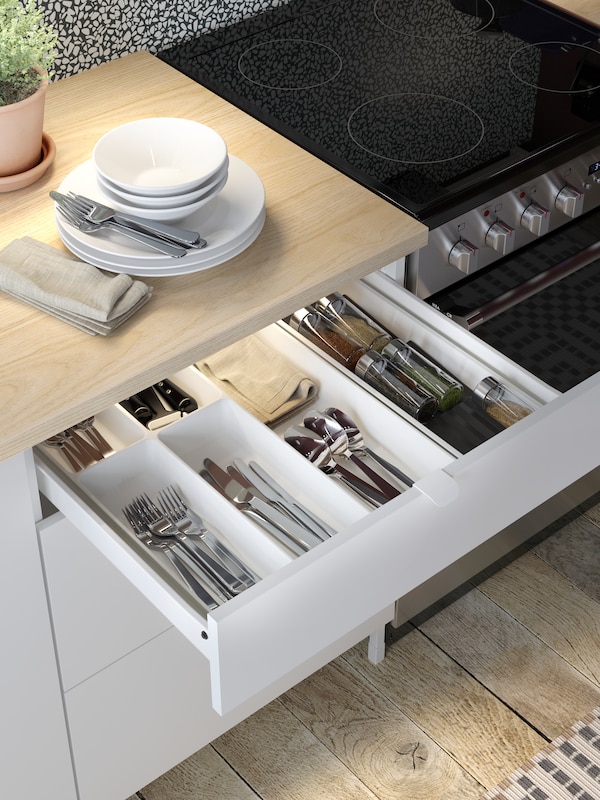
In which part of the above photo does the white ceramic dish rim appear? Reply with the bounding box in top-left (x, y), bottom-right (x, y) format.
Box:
top-left (56, 209), bottom-right (266, 277)
top-left (95, 169), bottom-right (229, 222)
top-left (96, 157), bottom-right (230, 208)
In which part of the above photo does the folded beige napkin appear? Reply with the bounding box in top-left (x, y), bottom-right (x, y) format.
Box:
top-left (0, 237), bottom-right (152, 335)
top-left (197, 334), bottom-right (318, 424)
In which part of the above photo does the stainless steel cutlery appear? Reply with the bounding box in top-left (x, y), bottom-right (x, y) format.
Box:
top-left (201, 457), bottom-right (336, 556)
top-left (50, 190), bottom-right (207, 257)
top-left (284, 408), bottom-right (414, 504)
top-left (123, 485), bottom-right (258, 609)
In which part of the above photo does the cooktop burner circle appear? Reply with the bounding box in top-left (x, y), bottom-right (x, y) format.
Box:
top-left (237, 38), bottom-right (343, 90)
top-left (508, 41), bottom-right (600, 93)
top-left (373, 0), bottom-right (496, 38)
top-left (347, 93), bottom-right (485, 164)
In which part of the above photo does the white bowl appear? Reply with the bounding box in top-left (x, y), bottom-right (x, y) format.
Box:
top-left (103, 170), bottom-right (229, 222)
top-left (96, 158), bottom-right (229, 208)
top-left (92, 118), bottom-right (228, 197)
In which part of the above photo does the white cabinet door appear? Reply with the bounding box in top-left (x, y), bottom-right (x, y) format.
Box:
top-left (0, 453), bottom-right (77, 800)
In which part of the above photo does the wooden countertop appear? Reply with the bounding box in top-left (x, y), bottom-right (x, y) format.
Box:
top-left (0, 51), bottom-right (426, 462)
top-left (551, 0), bottom-right (600, 22)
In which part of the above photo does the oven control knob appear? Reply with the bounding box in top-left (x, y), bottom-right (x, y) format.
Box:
top-left (485, 220), bottom-right (515, 255)
top-left (520, 201), bottom-right (550, 236)
top-left (554, 184), bottom-right (584, 218)
top-left (448, 239), bottom-right (478, 273)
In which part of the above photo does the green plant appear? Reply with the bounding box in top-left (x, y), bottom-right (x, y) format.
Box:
top-left (0, 0), bottom-right (57, 106)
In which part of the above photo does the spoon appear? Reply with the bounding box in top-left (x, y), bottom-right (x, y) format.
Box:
top-left (283, 425), bottom-right (388, 507)
top-left (73, 417), bottom-right (113, 457)
top-left (303, 410), bottom-right (401, 500)
top-left (323, 407), bottom-right (414, 488)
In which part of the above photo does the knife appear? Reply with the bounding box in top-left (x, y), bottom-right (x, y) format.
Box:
top-left (236, 458), bottom-right (336, 541)
top-left (226, 464), bottom-right (325, 550)
top-left (202, 460), bottom-right (310, 556)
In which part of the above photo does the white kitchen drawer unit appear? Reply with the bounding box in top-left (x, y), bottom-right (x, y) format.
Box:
top-left (34, 274), bottom-right (600, 717)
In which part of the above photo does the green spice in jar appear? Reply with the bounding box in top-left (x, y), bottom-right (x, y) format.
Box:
top-left (381, 339), bottom-right (464, 411)
top-left (355, 351), bottom-right (439, 422)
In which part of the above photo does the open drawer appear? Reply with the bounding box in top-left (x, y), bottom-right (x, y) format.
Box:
top-left (34, 279), bottom-right (600, 716)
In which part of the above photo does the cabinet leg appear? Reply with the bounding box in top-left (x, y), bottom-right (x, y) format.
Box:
top-left (367, 624), bottom-right (386, 664)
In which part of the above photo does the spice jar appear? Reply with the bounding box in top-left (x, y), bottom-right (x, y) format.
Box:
top-left (381, 339), bottom-right (464, 412)
top-left (355, 351), bottom-right (439, 422)
top-left (472, 376), bottom-right (536, 427)
top-left (289, 306), bottom-right (368, 369)
top-left (315, 293), bottom-right (391, 352)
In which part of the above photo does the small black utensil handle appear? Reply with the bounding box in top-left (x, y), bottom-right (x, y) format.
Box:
top-left (153, 379), bottom-right (198, 413)
top-left (119, 394), bottom-right (155, 426)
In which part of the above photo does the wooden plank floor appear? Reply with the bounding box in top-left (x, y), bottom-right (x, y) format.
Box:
top-left (132, 491), bottom-right (600, 800)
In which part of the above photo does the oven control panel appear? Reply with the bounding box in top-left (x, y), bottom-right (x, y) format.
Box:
top-left (405, 144), bottom-right (600, 299)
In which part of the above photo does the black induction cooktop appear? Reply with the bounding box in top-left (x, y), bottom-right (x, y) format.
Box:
top-left (159, 0), bottom-right (600, 226)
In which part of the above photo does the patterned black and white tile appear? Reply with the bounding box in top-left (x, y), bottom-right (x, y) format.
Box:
top-left (39, 0), bottom-right (288, 81)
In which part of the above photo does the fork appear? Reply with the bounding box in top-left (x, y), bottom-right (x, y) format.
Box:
top-left (129, 493), bottom-right (248, 596)
top-left (156, 485), bottom-right (259, 586)
top-left (123, 506), bottom-right (220, 610)
top-left (65, 191), bottom-right (207, 249)
top-left (54, 197), bottom-right (188, 258)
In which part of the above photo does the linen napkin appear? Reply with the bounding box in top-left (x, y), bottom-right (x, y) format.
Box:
top-left (0, 237), bottom-right (152, 335)
top-left (197, 334), bottom-right (318, 424)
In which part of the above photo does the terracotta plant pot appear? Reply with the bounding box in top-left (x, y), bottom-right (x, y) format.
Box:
top-left (0, 75), bottom-right (48, 178)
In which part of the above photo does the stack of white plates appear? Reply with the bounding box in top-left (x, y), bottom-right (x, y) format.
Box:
top-left (55, 156), bottom-right (266, 277)
top-left (54, 117), bottom-right (266, 277)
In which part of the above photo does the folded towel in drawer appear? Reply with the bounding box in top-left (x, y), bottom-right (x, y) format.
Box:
top-left (197, 334), bottom-right (318, 424)
top-left (0, 237), bottom-right (151, 335)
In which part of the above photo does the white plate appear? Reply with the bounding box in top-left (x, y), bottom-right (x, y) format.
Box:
top-left (57, 209), bottom-right (266, 277)
top-left (55, 155), bottom-right (266, 274)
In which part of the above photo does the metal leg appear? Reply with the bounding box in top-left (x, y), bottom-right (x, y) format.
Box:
top-left (367, 624), bottom-right (386, 664)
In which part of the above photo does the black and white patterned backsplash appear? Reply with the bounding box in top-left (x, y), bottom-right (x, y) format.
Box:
top-left (39, 0), bottom-right (286, 81)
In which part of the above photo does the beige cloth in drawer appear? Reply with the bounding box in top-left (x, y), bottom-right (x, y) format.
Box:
top-left (0, 237), bottom-right (151, 335)
top-left (197, 334), bottom-right (318, 424)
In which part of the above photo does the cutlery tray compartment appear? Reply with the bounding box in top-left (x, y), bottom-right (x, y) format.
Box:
top-left (35, 274), bottom-right (599, 716)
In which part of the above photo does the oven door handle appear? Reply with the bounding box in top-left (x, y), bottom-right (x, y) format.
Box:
top-left (449, 240), bottom-right (600, 330)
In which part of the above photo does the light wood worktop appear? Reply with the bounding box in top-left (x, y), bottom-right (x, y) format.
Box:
top-left (0, 51), bottom-right (426, 462)
top-left (551, 0), bottom-right (600, 22)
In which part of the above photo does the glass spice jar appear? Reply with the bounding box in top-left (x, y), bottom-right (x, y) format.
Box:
top-left (472, 376), bottom-right (536, 427)
top-left (288, 306), bottom-right (368, 369)
top-left (355, 351), bottom-right (439, 422)
top-left (381, 339), bottom-right (464, 412)
top-left (315, 293), bottom-right (392, 352)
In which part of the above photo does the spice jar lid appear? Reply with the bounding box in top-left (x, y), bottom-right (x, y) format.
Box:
top-left (315, 293), bottom-right (344, 314)
top-left (355, 350), bottom-right (385, 378)
top-left (288, 307), bottom-right (315, 331)
top-left (380, 338), bottom-right (410, 361)
top-left (472, 376), bottom-right (501, 406)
